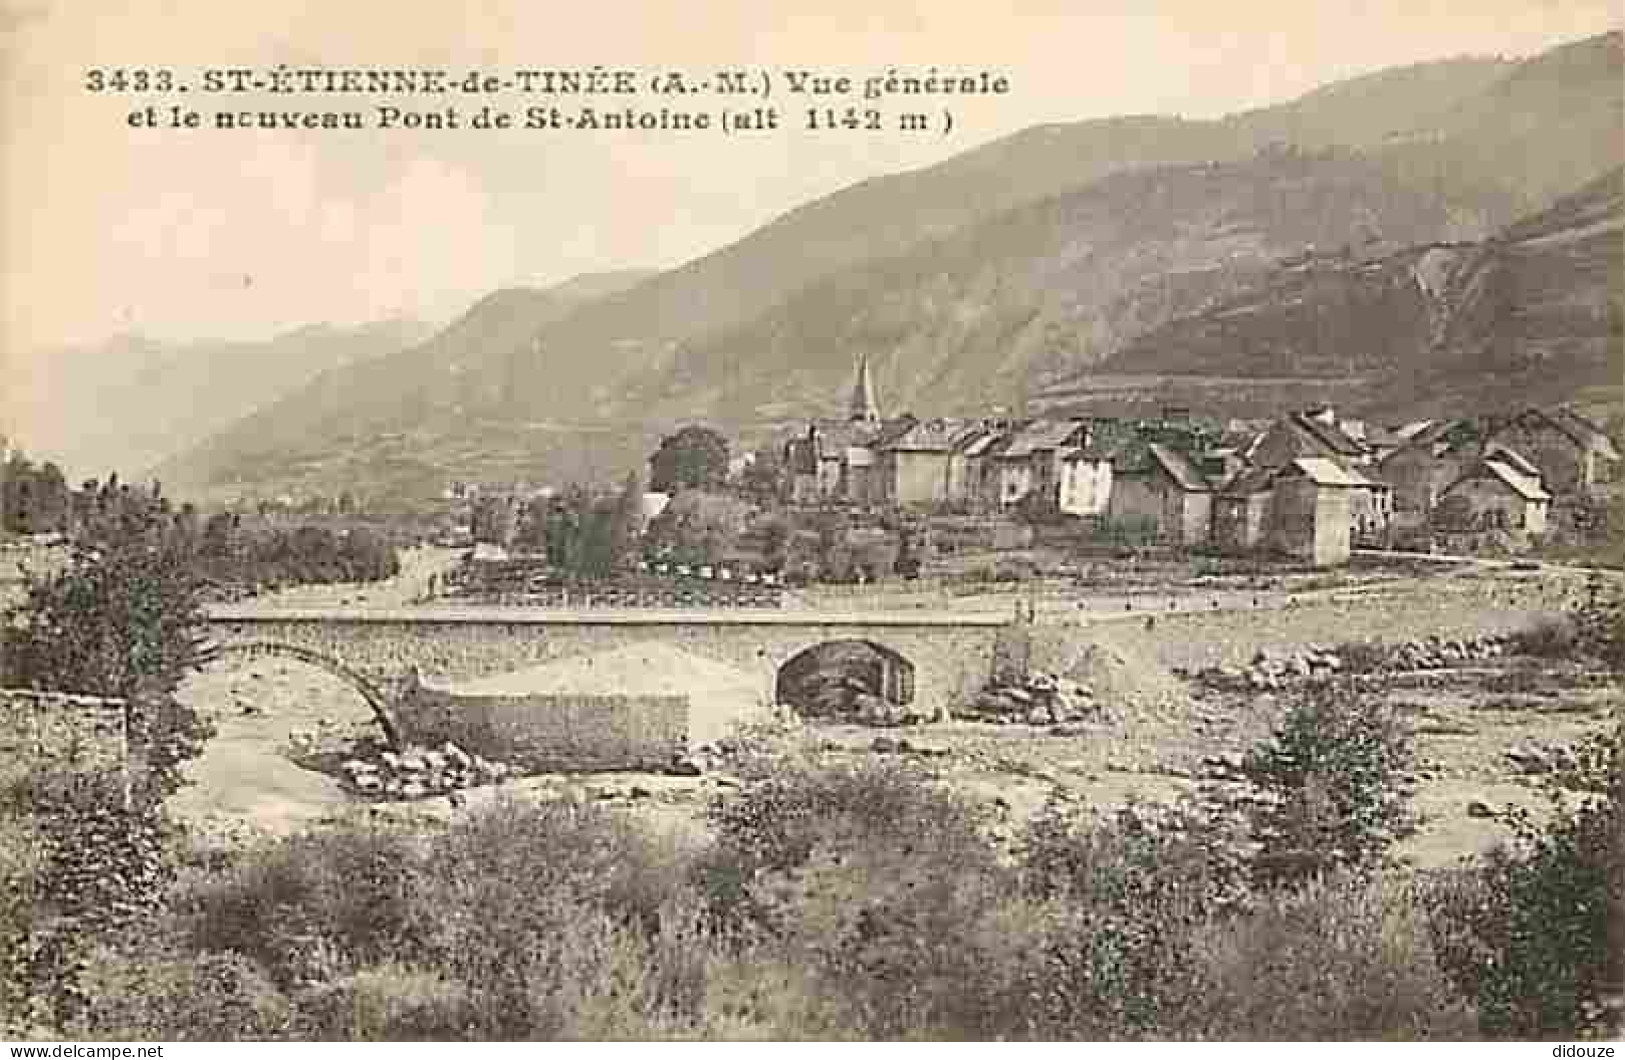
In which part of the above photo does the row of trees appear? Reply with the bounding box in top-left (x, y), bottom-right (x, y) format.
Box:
top-left (3, 454), bottom-right (400, 594)
top-left (2, 458), bottom-right (181, 544)
top-left (470, 476), bottom-right (646, 580)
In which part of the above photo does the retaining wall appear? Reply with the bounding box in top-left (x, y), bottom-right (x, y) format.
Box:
top-left (394, 685), bottom-right (688, 771)
top-left (0, 688), bottom-right (129, 780)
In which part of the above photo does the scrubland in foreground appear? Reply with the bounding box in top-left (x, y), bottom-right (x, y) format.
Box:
top-left (5, 674), bottom-right (1618, 1041)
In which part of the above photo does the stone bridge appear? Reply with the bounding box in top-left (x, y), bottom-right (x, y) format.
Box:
top-left (202, 605), bottom-right (1016, 723)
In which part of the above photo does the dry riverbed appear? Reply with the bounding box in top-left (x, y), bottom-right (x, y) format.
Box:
top-left (172, 564), bottom-right (1617, 870)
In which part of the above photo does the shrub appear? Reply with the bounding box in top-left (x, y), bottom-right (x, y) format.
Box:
top-left (1427, 729), bottom-right (1619, 1039)
top-left (180, 815), bottom-right (428, 988)
top-left (1239, 685), bottom-right (1418, 888)
top-left (1181, 873), bottom-right (1478, 1040)
top-left (1005, 794), bottom-right (1253, 1038)
top-left (1509, 616), bottom-right (1577, 659)
top-left (292, 964), bottom-right (476, 1041)
top-left (71, 947), bottom-right (290, 1040)
top-left (1570, 574), bottom-right (1625, 669)
top-left (698, 759), bottom-right (1010, 1037)
top-left (4, 768), bottom-right (175, 1029)
top-left (704, 758), bottom-right (987, 883)
top-left (3, 539), bottom-right (213, 800)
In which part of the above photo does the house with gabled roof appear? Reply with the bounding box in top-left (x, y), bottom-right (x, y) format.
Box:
top-left (1249, 406), bottom-right (1372, 470)
top-left (991, 418), bottom-right (1091, 511)
top-left (874, 417), bottom-right (979, 507)
top-left (1374, 419), bottom-right (1485, 533)
top-left (1485, 407), bottom-right (1620, 497)
top-left (1107, 440), bottom-right (1213, 546)
top-left (1439, 456), bottom-right (1552, 542)
top-left (1270, 456), bottom-right (1364, 566)
top-left (1211, 465), bottom-right (1278, 552)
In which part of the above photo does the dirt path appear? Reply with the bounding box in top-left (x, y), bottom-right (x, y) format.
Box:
top-left (243, 545), bottom-right (464, 610)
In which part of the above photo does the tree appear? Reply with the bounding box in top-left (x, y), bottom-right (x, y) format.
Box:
top-left (648, 425), bottom-right (729, 494)
top-left (1238, 684), bottom-right (1417, 888)
top-left (3, 538), bottom-right (212, 800)
top-left (737, 447), bottom-right (785, 502)
top-left (602, 472), bottom-right (644, 573)
top-left (644, 491), bottom-right (750, 567)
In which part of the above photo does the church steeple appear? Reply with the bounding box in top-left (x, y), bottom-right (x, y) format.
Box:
top-left (848, 351), bottom-right (880, 422)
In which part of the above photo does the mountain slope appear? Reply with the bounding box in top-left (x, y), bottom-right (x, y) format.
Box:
top-left (23, 319), bottom-right (433, 481)
top-left (159, 270), bottom-right (659, 498)
top-left (162, 32), bottom-right (1622, 497)
top-left (626, 148), bottom-right (1464, 424)
top-left (1036, 167), bottom-right (1622, 421)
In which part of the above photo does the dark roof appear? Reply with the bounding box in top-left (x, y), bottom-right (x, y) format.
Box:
top-left (1512, 407), bottom-right (1620, 460)
top-left (880, 417), bottom-right (976, 453)
top-left (1483, 443), bottom-right (1541, 479)
top-left (1220, 466), bottom-right (1279, 496)
top-left (1147, 443), bottom-right (1211, 491)
top-left (1290, 412), bottom-right (1366, 458)
top-left (1480, 460), bottom-right (1551, 502)
top-left (998, 418), bottom-right (1088, 458)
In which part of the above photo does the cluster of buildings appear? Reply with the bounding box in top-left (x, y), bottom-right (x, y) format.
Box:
top-left (780, 356), bottom-right (1619, 567)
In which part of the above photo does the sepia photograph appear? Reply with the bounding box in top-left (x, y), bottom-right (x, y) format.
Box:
top-left (0, 0), bottom-right (1621, 1044)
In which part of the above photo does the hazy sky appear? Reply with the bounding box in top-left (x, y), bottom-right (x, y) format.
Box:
top-left (0, 0), bottom-right (1618, 378)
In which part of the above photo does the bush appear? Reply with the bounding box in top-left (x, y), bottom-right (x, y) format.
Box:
top-left (3, 538), bottom-right (213, 801)
top-left (1239, 685), bottom-right (1418, 888)
top-left (1006, 795), bottom-right (1252, 1038)
top-left (180, 817), bottom-right (426, 988)
top-left (1182, 873), bottom-right (1477, 1040)
top-left (71, 947), bottom-right (290, 1040)
top-left (1427, 729), bottom-right (1619, 1039)
top-left (3, 768), bottom-right (175, 1029)
top-left (1570, 574), bottom-right (1625, 669)
top-left (292, 964), bottom-right (476, 1041)
top-left (1509, 616), bottom-right (1577, 659)
top-left (704, 758), bottom-right (988, 883)
top-left (698, 759), bottom-right (1010, 1037)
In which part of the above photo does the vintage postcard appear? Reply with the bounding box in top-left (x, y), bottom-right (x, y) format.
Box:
top-left (0, 0), bottom-right (1620, 1045)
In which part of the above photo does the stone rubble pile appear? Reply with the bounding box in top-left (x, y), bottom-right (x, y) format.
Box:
top-left (1503, 740), bottom-right (1580, 776)
top-left (962, 671), bottom-right (1106, 726)
top-left (1200, 634), bottom-right (1513, 691)
top-left (848, 691), bottom-right (944, 728)
top-left (340, 741), bottom-right (516, 800)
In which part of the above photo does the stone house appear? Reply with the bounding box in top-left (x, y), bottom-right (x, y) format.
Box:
top-left (1438, 457), bottom-right (1552, 541)
top-left (782, 416), bottom-right (914, 507)
top-left (1211, 466), bottom-right (1277, 552)
top-left (1485, 407), bottom-right (1620, 497)
top-left (1249, 407), bottom-right (1372, 470)
top-left (944, 423), bottom-right (1002, 506)
top-left (1270, 457), bottom-right (1363, 567)
top-left (1374, 420), bottom-right (1484, 533)
top-left (1107, 442), bottom-right (1213, 546)
top-left (1057, 445), bottom-right (1114, 517)
top-left (990, 419), bottom-right (1091, 511)
top-left (874, 418), bottom-right (977, 507)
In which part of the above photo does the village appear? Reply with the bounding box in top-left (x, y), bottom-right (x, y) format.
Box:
top-left (762, 353), bottom-right (1620, 569)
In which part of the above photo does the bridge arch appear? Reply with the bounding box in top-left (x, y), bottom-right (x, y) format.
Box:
top-left (773, 638), bottom-right (916, 718)
top-left (192, 640), bottom-right (401, 745)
